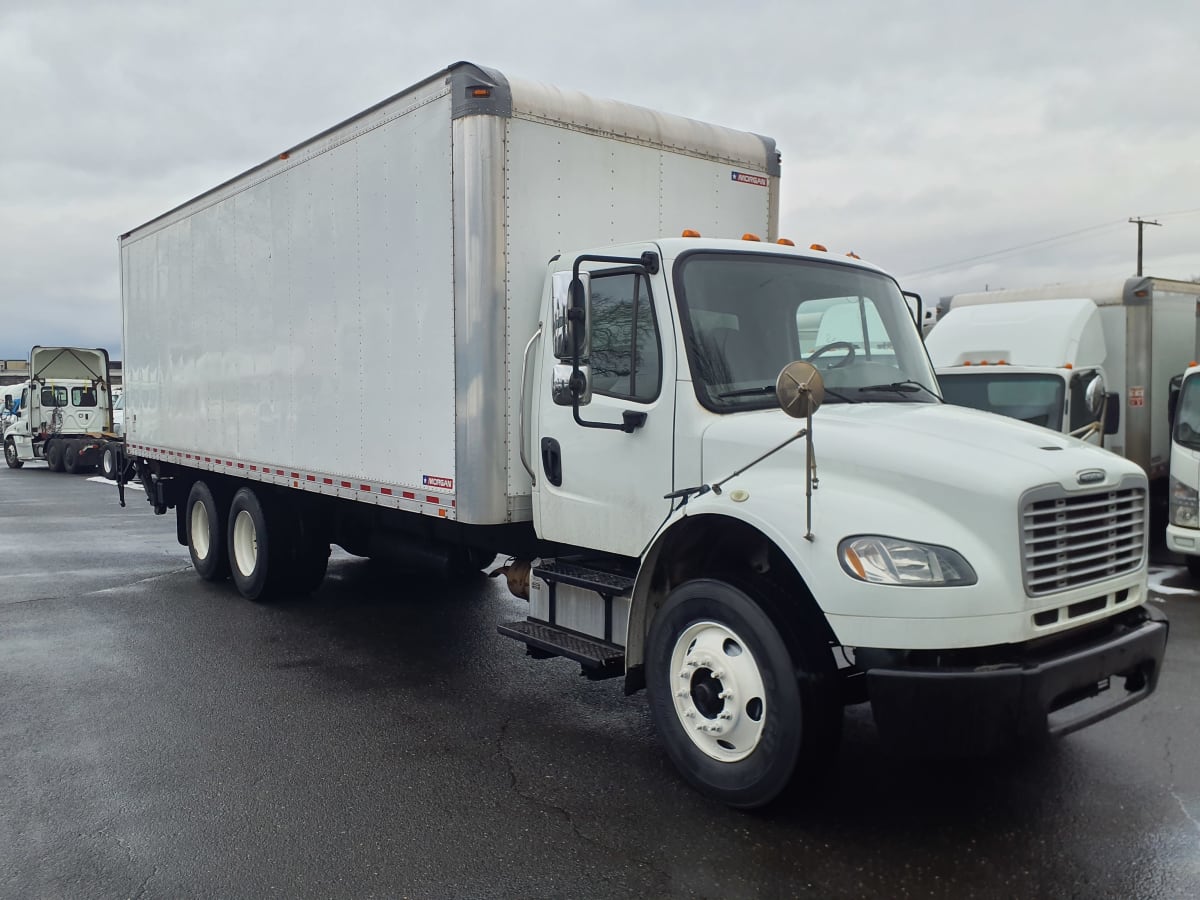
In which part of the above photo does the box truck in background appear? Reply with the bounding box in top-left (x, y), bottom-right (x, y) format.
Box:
top-left (118, 62), bottom-right (1166, 808)
top-left (929, 277), bottom-right (1200, 489)
top-left (3, 346), bottom-right (120, 474)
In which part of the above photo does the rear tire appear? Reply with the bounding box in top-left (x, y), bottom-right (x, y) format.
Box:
top-left (62, 441), bottom-right (82, 474)
top-left (645, 578), bottom-right (841, 809)
top-left (101, 445), bottom-right (118, 480)
top-left (227, 487), bottom-right (288, 601)
top-left (4, 437), bottom-right (22, 469)
top-left (187, 481), bottom-right (229, 581)
top-left (46, 440), bottom-right (65, 472)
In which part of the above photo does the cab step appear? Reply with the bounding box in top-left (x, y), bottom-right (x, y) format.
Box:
top-left (497, 619), bottom-right (625, 680)
top-left (532, 559), bottom-right (635, 596)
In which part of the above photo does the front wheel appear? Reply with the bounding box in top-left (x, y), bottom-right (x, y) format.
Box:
top-left (4, 437), bottom-right (22, 469)
top-left (645, 579), bottom-right (840, 808)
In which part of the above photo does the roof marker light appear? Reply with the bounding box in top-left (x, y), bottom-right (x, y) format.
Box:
top-left (777, 238), bottom-right (795, 246)
top-left (810, 243), bottom-right (827, 252)
top-left (742, 233), bottom-right (761, 242)
top-left (681, 229), bottom-right (701, 238)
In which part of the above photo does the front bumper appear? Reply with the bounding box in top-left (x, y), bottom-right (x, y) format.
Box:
top-left (865, 605), bottom-right (1168, 756)
top-left (1166, 523), bottom-right (1200, 558)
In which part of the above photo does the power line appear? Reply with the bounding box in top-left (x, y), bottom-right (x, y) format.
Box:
top-left (901, 206), bottom-right (1200, 280)
top-left (900, 220), bottom-right (1126, 278)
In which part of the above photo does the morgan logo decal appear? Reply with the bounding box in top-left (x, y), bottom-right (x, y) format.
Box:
top-left (422, 475), bottom-right (453, 490)
top-left (1076, 469), bottom-right (1106, 485)
top-left (731, 171), bottom-right (769, 187)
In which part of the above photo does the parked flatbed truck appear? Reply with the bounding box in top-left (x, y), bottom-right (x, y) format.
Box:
top-left (118, 61), bottom-right (1167, 807)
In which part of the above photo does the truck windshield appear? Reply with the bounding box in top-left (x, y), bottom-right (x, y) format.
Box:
top-left (938, 372), bottom-right (1065, 429)
top-left (1174, 375), bottom-right (1200, 450)
top-left (674, 251), bottom-right (939, 410)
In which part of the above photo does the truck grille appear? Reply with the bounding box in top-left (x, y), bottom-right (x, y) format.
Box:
top-left (1021, 485), bottom-right (1146, 596)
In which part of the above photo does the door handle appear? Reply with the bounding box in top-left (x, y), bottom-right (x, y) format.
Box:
top-left (541, 437), bottom-right (563, 486)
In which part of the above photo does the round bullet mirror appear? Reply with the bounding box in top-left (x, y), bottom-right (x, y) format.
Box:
top-left (776, 361), bottom-right (825, 419)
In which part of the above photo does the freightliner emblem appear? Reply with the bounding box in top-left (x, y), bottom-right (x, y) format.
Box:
top-left (1077, 469), bottom-right (1106, 485)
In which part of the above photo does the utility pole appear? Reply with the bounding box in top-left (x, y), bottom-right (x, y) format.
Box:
top-left (1128, 217), bottom-right (1162, 276)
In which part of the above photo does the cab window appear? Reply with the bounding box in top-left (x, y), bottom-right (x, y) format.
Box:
top-left (72, 386), bottom-right (97, 408)
top-left (588, 270), bottom-right (661, 402)
top-left (41, 386), bottom-right (68, 407)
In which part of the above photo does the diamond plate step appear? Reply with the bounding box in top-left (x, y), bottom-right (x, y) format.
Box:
top-left (497, 619), bottom-right (625, 679)
top-left (533, 559), bottom-right (635, 596)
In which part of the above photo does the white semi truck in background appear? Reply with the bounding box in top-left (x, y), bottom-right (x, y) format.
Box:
top-left (3, 346), bottom-right (121, 475)
top-left (117, 61), bottom-right (1167, 808)
top-left (929, 278), bottom-right (1200, 493)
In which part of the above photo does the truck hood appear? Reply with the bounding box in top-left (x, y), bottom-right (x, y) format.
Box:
top-left (700, 401), bottom-right (1138, 498)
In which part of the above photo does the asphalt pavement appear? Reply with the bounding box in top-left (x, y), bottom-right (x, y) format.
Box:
top-left (1, 464), bottom-right (1198, 898)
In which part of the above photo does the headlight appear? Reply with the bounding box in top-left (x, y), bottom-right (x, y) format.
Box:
top-left (839, 535), bottom-right (977, 586)
top-left (1170, 476), bottom-right (1199, 528)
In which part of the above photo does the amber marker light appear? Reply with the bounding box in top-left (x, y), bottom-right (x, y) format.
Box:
top-left (777, 238), bottom-right (795, 246)
top-left (742, 233), bottom-right (761, 242)
top-left (472, 88), bottom-right (491, 98)
top-left (681, 229), bottom-right (701, 238)
top-left (810, 243), bottom-right (828, 252)
top-left (843, 546), bottom-right (867, 580)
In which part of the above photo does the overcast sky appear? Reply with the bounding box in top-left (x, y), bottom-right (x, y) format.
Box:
top-left (2, 0), bottom-right (1196, 361)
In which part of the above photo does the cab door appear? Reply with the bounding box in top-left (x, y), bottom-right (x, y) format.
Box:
top-left (533, 260), bottom-right (677, 558)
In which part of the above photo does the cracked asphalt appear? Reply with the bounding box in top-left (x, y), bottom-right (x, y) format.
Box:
top-left (2, 465), bottom-right (1198, 898)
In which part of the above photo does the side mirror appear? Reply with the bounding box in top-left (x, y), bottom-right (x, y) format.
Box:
top-left (552, 363), bottom-right (592, 407)
top-left (1085, 374), bottom-right (1107, 418)
top-left (1168, 371), bottom-right (1184, 432)
top-left (776, 361), bottom-right (825, 419)
top-left (1103, 392), bottom-right (1120, 436)
top-left (551, 271), bottom-right (590, 362)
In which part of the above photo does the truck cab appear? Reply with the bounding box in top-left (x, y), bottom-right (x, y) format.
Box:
top-left (3, 346), bottom-right (116, 473)
top-left (1168, 363), bottom-right (1200, 576)
top-left (928, 298), bottom-right (1117, 441)
top-left (519, 236), bottom-right (1164, 806)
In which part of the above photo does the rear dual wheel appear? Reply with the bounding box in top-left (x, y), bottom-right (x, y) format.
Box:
top-left (227, 486), bottom-right (328, 600)
top-left (186, 481), bottom-right (229, 581)
top-left (46, 440), bottom-right (65, 472)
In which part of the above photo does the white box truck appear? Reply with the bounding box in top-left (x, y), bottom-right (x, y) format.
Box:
top-left (929, 278), bottom-right (1200, 487)
top-left (118, 62), bottom-right (1167, 808)
top-left (3, 346), bottom-right (120, 474)
top-left (1167, 363), bottom-right (1200, 577)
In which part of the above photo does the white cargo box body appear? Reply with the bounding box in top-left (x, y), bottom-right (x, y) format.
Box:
top-left (120, 62), bottom-right (779, 525)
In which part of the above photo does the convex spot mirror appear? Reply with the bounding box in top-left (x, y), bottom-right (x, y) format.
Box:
top-left (776, 361), bottom-right (824, 419)
top-left (551, 270), bottom-right (591, 362)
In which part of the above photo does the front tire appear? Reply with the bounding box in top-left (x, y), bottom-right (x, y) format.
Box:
top-left (4, 437), bottom-right (22, 469)
top-left (187, 481), bottom-right (229, 581)
top-left (645, 578), bottom-right (840, 808)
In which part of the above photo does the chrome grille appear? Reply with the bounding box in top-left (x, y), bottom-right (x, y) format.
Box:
top-left (1021, 486), bottom-right (1146, 595)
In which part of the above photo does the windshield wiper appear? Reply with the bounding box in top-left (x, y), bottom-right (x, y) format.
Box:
top-left (857, 380), bottom-right (939, 400)
top-left (717, 384), bottom-right (776, 399)
top-left (717, 383), bottom-right (859, 404)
